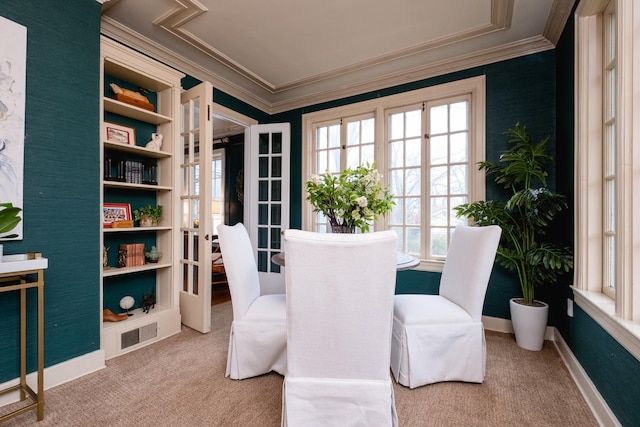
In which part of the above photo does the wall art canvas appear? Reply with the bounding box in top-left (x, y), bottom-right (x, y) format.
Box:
top-left (0, 16), bottom-right (26, 240)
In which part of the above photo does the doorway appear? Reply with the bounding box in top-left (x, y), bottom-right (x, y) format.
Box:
top-left (210, 106), bottom-right (255, 306)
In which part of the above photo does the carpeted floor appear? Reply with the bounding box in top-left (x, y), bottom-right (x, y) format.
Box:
top-left (1, 301), bottom-right (598, 426)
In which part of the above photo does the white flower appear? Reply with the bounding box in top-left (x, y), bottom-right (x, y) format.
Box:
top-left (356, 196), bottom-right (368, 207)
top-left (310, 174), bottom-right (323, 185)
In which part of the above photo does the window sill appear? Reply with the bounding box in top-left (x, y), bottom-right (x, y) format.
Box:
top-left (410, 259), bottom-right (444, 273)
top-left (572, 287), bottom-right (640, 361)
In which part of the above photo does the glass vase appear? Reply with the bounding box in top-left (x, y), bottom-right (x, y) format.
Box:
top-left (331, 224), bottom-right (355, 233)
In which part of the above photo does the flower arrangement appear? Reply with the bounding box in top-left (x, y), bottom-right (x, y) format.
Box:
top-left (306, 163), bottom-right (395, 233)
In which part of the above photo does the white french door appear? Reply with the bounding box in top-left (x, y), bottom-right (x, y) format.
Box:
top-left (244, 123), bottom-right (290, 295)
top-left (179, 82), bottom-right (213, 333)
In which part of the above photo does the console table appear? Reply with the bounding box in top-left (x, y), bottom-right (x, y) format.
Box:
top-left (0, 254), bottom-right (48, 422)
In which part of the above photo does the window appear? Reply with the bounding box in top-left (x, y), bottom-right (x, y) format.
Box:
top-left (574, 0), bottom-right (640, 358)
top-left (302, 76), bottom-right (486, 270)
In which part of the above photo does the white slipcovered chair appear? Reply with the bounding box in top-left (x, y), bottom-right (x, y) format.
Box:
top-left (281, 229), bottom-right (399, 427)
top-left (217, 223), bottom-right (286, 380)
top-left (390, 224), bottom-right (501, 389)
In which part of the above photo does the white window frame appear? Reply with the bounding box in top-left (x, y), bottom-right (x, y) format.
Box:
top-left (573, 0), bottom-right (640, 360)
top-left (301, 76), bottom-right (486, 272)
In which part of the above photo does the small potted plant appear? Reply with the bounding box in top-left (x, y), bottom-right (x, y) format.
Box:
top-left (0, 202), bottom-right (22, 262)
top-left (305, 163), bottom-right (395, 233)
top-left (134, 205), bottom-right (162, 227)
top-left (454, 123), bottom-right (573, 351)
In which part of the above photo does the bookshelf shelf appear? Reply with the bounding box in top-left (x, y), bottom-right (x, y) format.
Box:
top-left (102, 262), bottom-right (172, 278)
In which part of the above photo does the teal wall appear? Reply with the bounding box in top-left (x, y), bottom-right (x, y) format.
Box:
top-left (271, 52), bottom-right (557, 319)
top-left (0, 0), bottom-right (101, 381)
top-left (554, 9), bottom-right (640, 426)
top-left (0, 3), bottom-right (636, 424)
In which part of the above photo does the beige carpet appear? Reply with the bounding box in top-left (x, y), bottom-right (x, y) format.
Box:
top-left (2, 302), bottom-right (598, 426)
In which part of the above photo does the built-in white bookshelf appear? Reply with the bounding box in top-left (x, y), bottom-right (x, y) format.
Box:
top-left (99, 36), bottom-right (183, 359)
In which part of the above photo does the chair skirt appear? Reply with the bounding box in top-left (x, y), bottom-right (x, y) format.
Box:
top-left (390, 296), bottom-right (486, 388)
top-left (225, 295), bottom-right (287, 380)
top-left (281, 377), bottom-right (398, 427)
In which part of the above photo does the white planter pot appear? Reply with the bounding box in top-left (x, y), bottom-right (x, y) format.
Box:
top-left (509, 298), bottom-right (549, 351)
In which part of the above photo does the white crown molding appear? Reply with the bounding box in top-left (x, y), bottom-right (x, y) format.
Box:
top-left (103, 13), bottom-right (555, 115)
top-left (151, 0), bottom-right (515, 94)
top-left (100, 16), bottom-right (272, 114)
top-left (544, 0), bottom-right (577, 45)
top-left (269, 35), bottom-right (555, 114)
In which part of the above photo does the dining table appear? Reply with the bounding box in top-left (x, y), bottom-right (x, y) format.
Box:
top-left (271, 251), bottom-right (420, 271)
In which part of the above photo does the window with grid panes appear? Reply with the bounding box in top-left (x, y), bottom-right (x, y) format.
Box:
top-left (303, 76), bottom-right (485, 269)
top-left (311, 114), bottom-right (376, 233)
top-left (387, 97), bottom-right (470, 259)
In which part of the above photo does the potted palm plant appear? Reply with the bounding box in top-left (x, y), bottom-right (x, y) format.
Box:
top-left (454, 123), bottom-right (573, 351)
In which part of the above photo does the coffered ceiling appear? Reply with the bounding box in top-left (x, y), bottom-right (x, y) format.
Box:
top-left (100, 0), bottom-right (574, 114)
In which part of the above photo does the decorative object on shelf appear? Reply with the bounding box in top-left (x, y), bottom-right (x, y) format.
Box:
top-left (104, 121), bottom-right (136, 145)
top-left (119, 295), bottom-right (135, 317)
top-left (145, 133), bottom-right (163, 151)
top-left (103, 245), bottom-right (110, 268)
top-left (103, 202), bottom-right (132, 228)
top-left (0, 202), bottom-right (22, 246)
top-left (103, 308), bottom-right (127, 322)
top-left (454, 123), bottom-right (573, 351)
top-left (109, 82), bottom-right (154, 111)
top-left (110, 220), bottom-right (133, 228)
top-left (305, 163), bottom-right (395, 233)
top-left (134, 205), bottom-right (162, 227)
top-left (141, 289), bottom-right (156, 313)
top-left (118, 249), bottom-right (127, 268)
top-left (145, 245), bottom-right (162, 263)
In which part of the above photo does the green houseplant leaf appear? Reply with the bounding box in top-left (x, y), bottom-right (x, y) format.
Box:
top-left (453, 123), bottom-right (573, 305)
top-left (0, 202), bottom-right (22, 238)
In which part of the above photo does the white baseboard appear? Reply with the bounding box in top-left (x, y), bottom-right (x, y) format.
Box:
top-left (482, 314), bottom-right (555, 340)
top-left (553, 331), bottom-right (621, 427)
top-left (0, 349), bottom-right (105, 407)
top-left (483, 315), bottom-right (620, 427)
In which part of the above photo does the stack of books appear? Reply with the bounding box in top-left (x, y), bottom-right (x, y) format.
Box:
top-left (118, 243), bottom-right (145, 267)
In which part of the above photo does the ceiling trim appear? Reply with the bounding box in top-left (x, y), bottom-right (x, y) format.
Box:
top-left (100, 16), bottom-right (273, 113)
top-left (270, 36), bottom-right (554, 113)
top-left (101, 0), bottom-right (572, 115)
top-left (543, 0), bottom-right (576, 44)
top-left (151, 0), bottom-right (516, 94)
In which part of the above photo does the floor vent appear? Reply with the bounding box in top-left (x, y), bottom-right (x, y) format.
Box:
top-left (121, 322), bottom-right (158, 350)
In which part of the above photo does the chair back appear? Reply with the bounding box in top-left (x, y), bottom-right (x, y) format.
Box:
top-left (217, 223), bottom-right (261, 320)
top-left (283, 229), bottom-right (397, 380)
top-left (439, 224), bottom-right (502, 321)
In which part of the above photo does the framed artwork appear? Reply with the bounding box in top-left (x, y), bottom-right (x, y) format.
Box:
top-left (0, 16), bottom-right (27, 241)
top-left (104, 121), bottom-right (135, 145)
top-left (103, 203), bottom-right (132, 227)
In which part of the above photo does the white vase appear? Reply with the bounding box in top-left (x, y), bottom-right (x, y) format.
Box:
top-left (509, 298), bottom-right (549, 351)
top-left (0, 244), bottom-right (3, 263)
